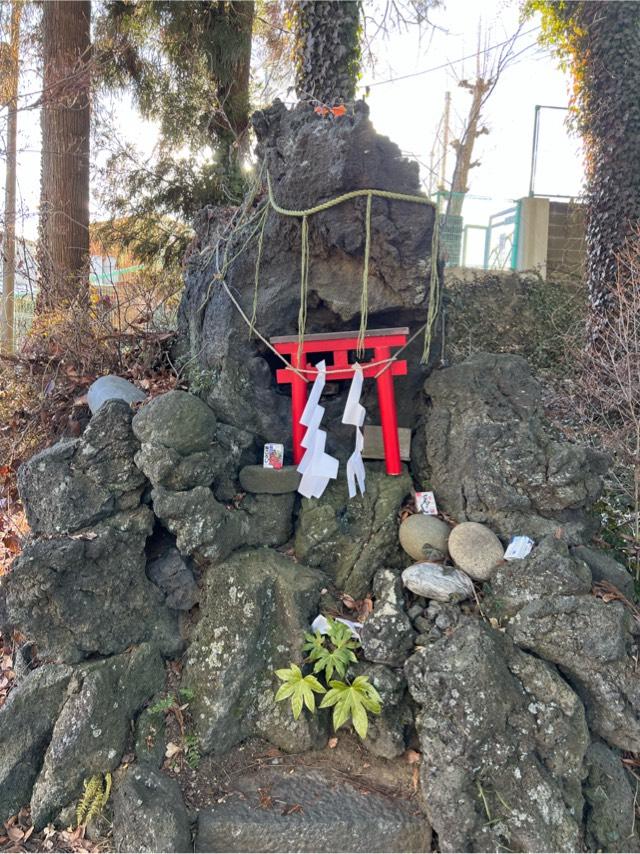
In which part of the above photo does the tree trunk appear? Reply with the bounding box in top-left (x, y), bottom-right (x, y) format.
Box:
top-left (293, 1), bottom-right (361, 104)
top-left (37, 0), bottom-right (91, 313)
top-left (1, 0), bottom-right (21, 352)
top-left (567, 2), bottom-right (640, 319)
top-left (448, 78), bottom-right (490, 218)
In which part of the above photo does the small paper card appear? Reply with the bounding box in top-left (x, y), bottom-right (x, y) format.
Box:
top-left (415, 491), bottom-right (438, 515)
top-left (263, 443), bottom-right (284, 469)
top-left (504, 536), bottom-right (534, 561)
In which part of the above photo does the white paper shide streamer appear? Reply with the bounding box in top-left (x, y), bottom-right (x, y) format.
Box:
top-left (296, 360), bottom-right (339, 498)
top-left (342, 362), bottom-right (366, 498)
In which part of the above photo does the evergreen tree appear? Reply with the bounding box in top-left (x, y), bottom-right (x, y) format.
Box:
top-left (37, 0), bottom-right (92, 313)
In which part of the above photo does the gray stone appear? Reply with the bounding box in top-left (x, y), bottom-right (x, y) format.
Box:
top-left (405, 618), bottom-right (588, 852)
top-left (184, 548), bottom-right (328, 755)
top-left (18, 401), bottom-right (145, 535)
top-left (239, 465), bottom-right (300, 494)
top-left (211, 423), bottom-right (259, 501)
top-left (487, 536), bottom-right (592, 619)
top-left (87, 375), bottom-right (146, 414)
top-left (573, 545), bottom-right (636, 601)
top-left (584, 742), bottom-right (640, 852)
top-left (399, 513), bottom-right (451, 562)
top-left (132, 390), bottom-right (216, 456)
top-left (112, 764), bottom-right (191, 853)
top-left (351, 663), bottom-right (410, 760)
top-left (0, 508), bottom-right (181, 664)
top-left (402, 562), bottom-right (475, 602)
top-left (30, 644), bottom-right (165, 829)
top-left (152, 485), bottom-right (294, 564)
top-left (360, 569), bottom-right (415, 667)
top-left (0, 665), bottom-right (72, 823)
top-left (179, 100), bottom-right (438, 446)
top-left (508, 595), bottom-right (640, 751)
top-left (413, 353), bottom-right (608, 544)
top-left (147, 548), bottom-right (199, 611)
top-left (134, 443), bottom-right (219, 491)
top-left (195, 767), bottom-right (431, 853)
top-left (448, 521), bottom-right (504, 581)
top-left (134, 706), bottom-right (166, 770)
top-left (295, 465), bottom-right (412, 597)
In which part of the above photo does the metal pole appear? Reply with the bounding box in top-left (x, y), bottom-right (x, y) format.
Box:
top-left (528, 105), bottom-right (541, 198)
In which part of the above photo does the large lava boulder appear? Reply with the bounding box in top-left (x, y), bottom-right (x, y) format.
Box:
top-left (178, 99), bottom-right (440, 449)
top-left (412, 352), bottom-right (608, 543)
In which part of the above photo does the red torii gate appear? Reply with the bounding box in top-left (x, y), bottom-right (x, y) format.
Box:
top-left (271, 327), bottom-right (409, 476)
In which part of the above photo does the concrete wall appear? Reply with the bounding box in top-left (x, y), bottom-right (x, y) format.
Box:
top-left (515, 198), bottom-right (585, 279)
top-left (546, 201), bottom-right (585, 279)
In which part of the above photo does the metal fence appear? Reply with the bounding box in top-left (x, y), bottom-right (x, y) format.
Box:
top-left (435, 192), bottom-right (521, 270)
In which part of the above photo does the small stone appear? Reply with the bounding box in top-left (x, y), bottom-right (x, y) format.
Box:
top-left (87, 375), bottom-right (146, 414)
top-left (429, 627), bottom-right (442, 640)
top-left (239, 465), bottom-right (301, 495)
top-left (415, 633), bottom-right (431, 646)
top-left (407, 603), bottom-right (424, 620)
top-left (448, 522), bottom-right (504, 580)
top-left (435, 613), bottom-right (452, 631)
top-left (414, 616), bottom-right (431, 633)
top-left (402, 563), bottom-right (475, 603)
top-left (399, 514), bottom-right (451, 562)
top-left (146, 548), bottom-right (199, 611)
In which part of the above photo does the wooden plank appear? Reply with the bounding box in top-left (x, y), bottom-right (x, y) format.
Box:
top-left (270, 327), bottom-right (409, 344)
top-left (362, 425), bottom-right (411, 462)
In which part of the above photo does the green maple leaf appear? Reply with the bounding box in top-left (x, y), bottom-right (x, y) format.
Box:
top-left (319, 675), bottom-right (382, 739)
top-left (274, 664), bottom-right (326, 720)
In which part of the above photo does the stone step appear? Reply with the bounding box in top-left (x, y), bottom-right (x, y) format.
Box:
top-left (195, 767), bottom-right (430, 853)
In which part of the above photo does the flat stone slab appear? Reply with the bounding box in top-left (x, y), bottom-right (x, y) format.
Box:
top-left (195, 767), bottom-right (430, 853)
top-left (239, 465), bottom-right (301, 494)
top-left (87, 375), bottom-right (146, 414)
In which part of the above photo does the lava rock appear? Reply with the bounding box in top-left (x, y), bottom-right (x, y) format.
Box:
top-left (508, 595), bottom-right (640, 752)
top-left (359, 569), bottom-right (415, 667)
top-left (146, 548), bottom-right (199, 611)
top-left (295, 465), bottom-right (412, 597)
top-left (134, 706), bottom-right (166, 770)
top-left (195, 767), bottom-right (430, 853)
top-left (487, 536), bottom-right (592, 619)
top-left (448, 522), bottom-right (504, 580)
top-left (0, 665), bottom-right (73, 823)
top-left (584, 742), bottom-right (640, 852)
top-left (179, 99), bottom-right (439, 444)
top-left (30, 645), bottom-right (165, 829)
top-left (572, 545), bottom-right (636, 601)
top-left (132, 390), bottom-right (216, 456)
top-left (0, 508), bottom-right (181, 664)
top-left (402, 562), bottom-right (474, 602)
top-left (152, 486), bottom-right (294, 565)
top-left (412, 353), bottom-right (608, 544)
top-left (18, 401), bottom-right (145, 536)
top-left (112, 764), bottom-right (191, 853)
top-left (239, 465), bottom-right (301, 494)
top-left (405, 618), bottom-right (588, 852)
top-left (183, 548), bottom-right (328, 755)
top-left (87, 375), bottom-right (146, 414)
top-left (399, 514), bottom-right (451, 561)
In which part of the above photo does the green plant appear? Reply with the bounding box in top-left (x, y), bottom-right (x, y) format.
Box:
top-left (183, 733), bottom-right (201, 770)
top-left (274, 619), bottom-right (383, 739)
top-left (319, 676), bottom-right (382, 739)
top-left (274, 664), bottom-right (326, 719)
top-left (76, 772), bottom-right (112, 828)
top-left (302, 619), bottom-right (359, 680)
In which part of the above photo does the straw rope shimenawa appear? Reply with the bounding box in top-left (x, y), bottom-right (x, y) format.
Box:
top-left (209, 168), bottom-right (442, 382)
